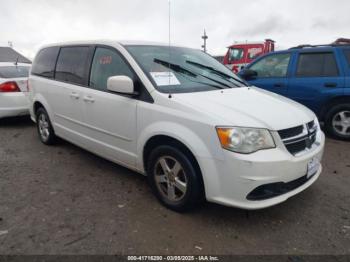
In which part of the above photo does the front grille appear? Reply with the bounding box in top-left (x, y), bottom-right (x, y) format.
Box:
top-left (278, 120), bottom-right (317, 155)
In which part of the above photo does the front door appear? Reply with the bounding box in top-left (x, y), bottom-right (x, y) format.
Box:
top-left (245, 52), bottom-right (292, 96)
top-left (80, 46), bottom-right (138, 167)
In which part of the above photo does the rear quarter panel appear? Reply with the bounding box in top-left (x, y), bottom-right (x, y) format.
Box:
top-left (29, 76), bottom-right (53, 122)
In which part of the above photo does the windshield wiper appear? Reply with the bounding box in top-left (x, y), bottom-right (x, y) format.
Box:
top-left (186, 60), bottom-right (248, 86)
top-left (153, 58), bottom-right (231, 89)
top-left (154, 58), bottom-right (196, 77)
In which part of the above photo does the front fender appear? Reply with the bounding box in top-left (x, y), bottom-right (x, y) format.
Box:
top-left (136, 121), bottom-right (224, 172)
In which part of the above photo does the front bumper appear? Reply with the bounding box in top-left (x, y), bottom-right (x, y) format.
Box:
top-left (199, 131), bottom-right (325, 210)
top-left (0, 93), bottom-right (29, 119)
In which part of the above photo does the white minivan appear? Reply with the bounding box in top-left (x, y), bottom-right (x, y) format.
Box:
top-left (29, 40), bottom-right (325, 212)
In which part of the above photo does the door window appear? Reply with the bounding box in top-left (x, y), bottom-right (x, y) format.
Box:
top-left (249, 53), bottom-right (291, 77)
top-left (31, 47), bottom-right (60, 79)
top-left (55, 46), bottom-right (90, 85)
top-left (89, 47), bottom-right (133, 91)
top-left (296, 52), bottom-right (339, 77)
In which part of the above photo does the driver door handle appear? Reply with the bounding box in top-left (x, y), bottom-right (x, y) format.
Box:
top-left (324, 82), bottom-right (337, 88)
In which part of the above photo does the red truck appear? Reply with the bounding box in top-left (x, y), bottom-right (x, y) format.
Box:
top-left (223, 39), bottom-right (275, 73)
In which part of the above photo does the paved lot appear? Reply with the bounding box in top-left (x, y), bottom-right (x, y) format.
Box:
top-left (0, 116), bottom-right (349, 255)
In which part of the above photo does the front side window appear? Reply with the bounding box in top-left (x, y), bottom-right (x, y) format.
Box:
top-left (250, 53), bottom-right (291, 78)
top-left (126, 45), bottom-right (247, 94)
top-left (0, 66), bottom-right (30, 78)
top-left (229, 48), bottom-right (244, 62)
top-left (296, 52), bottom-right (339, 77)
top-left (89, 47), bottom-right (133, 91)
top-left (31, 47), bottom-right (59, 78)
top-left (55, 46), bottom-right (90, 85)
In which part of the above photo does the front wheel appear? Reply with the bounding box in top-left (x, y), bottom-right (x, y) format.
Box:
top-left (324, 104), bottom-right (350, 140)
top-left (147, 145), bottom-right (204, 212)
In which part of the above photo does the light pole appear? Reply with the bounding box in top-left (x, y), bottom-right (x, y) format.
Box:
top-left (201, 30), bottom-right (208, 53)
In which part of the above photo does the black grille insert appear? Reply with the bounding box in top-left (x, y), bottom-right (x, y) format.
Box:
top-left (307, 120), bottom-right (315, 130)
top-left (247, 174), bottom-right (311, 201)
top-left (278, 125), bottom-right (304, 140)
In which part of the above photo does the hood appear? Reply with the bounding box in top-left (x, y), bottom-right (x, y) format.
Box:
top-left (172, 87), bottom-right (315, 131)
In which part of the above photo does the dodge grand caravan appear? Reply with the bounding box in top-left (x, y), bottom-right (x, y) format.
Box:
top-left (29, 40), bottom-right (325, 211)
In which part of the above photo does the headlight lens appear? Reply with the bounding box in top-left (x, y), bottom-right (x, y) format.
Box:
top-left (216, 127), bottom-right (275, 154)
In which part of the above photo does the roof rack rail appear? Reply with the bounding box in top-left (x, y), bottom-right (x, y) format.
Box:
top-left (333, 38), bottom-right (350, 45)
top-left (290, 38), bottom-right (350, 49)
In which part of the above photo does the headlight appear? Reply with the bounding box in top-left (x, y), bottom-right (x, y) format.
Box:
top-left (216, 127), bottom-right (275, 154)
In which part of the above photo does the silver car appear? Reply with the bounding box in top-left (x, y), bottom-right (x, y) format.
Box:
top-left (0, 62), bottom-right (31, 119)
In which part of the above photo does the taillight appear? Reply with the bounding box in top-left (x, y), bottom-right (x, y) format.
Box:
top-left (0, 81), bottom-right (21, 92)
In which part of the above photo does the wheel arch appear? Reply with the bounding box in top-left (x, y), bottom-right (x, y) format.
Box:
top-left (143, 135), bottom-right (201, 174)
top-left (319, 95), bottom-right (350, 121)
top-left (142, 134), bottom-right (206, 198)
top-left (31, 94), bottom-right (53, 122)
top-left (33, 101), bottom-right (44, 115)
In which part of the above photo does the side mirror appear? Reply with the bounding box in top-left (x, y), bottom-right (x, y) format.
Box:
top-left (107, 76), bottom-right (134, 95)
top-left (240, 69), bottom-right (258, 80)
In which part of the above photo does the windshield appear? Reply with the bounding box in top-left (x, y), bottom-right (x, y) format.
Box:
top-left (125, 45), bottom-right (247, 93)
top-left (0, 66), bottom-right (30, 78)
top-left (229, 48), bottom-right (244, 62)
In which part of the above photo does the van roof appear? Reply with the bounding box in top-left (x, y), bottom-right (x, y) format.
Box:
top-left (39, 40), bottom-right (184, 49)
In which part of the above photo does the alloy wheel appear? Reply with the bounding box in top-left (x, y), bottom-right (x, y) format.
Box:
top-left (154, 156), bottom-right (188, 202)
top-left (38, 113), bottom-right (50, 141)
top-left (332, 110), bottom-right (350, 136)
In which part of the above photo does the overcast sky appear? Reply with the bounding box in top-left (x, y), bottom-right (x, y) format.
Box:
top-left (1, 0), bottom-right (349, 59)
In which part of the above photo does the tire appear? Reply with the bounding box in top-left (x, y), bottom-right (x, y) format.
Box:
top-left (324, 103), bottom-right (350, 141)
top-left (146, 145), bottom-right (204, 212)
top-left (36, 107), bottom-right (57, 145)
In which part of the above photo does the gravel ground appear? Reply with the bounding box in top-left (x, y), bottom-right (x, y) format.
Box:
top-left (0, 116), bottom-right (349, 255)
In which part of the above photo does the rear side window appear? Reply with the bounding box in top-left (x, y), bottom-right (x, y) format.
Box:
top-left (344, 50), bottom-right (350, 66)
top-left (89, 47), bottom-right (134, 91)
top-left (296, 52), bottom-right (339, 77)
top-left (0, 66), bottom-right (29, 78)
top-left (55, 47), bottom-right (90, 85)
top-left (31, 47), bottom-right (59, 78)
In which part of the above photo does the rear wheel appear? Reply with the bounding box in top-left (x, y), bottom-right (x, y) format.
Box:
top-left (147, 145), bottom-right (203, 212)
top-left (324, 103), bottom-right (350, 140)
top-left (36, 107), bottom-right (56, 145)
